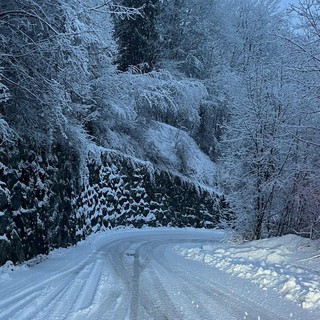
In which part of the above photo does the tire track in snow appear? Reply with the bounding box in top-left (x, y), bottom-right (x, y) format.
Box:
top-left (145, 266), bottom-right (185, 320)
top-left (71, 258), bottom-right (105, 312)
top-left (39, 259), bottom-right (104, 320)
top-left (152, 242), bottom-right (284, 320)
top-left (129, 248), bottom-right (140, 320)
top-left (0, 271), bottom-right (77, 320)
top-left (2, 230), bottom-right (315, 320)
top-left (0, 252), bottom-right (93, 313)
top-left (96, 240), bottom-right (138, 319)
top-left (125, 241), bottom-right (208, 320)
top-left (134, 241), bottom-right (187, 319)
top-left (148, 245), bottom-right (219, 320)
top-left (1, 256), bottom-right (103, 320)
top-left (104, 239), bottom-right (180, 320)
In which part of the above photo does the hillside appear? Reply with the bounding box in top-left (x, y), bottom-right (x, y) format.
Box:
top-left (1, 0), bottom-right (320, 266)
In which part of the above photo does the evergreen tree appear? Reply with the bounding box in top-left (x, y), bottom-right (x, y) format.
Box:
top-left (113, 0), bottom-right (159, 72)
top-left (157, 0), bottom-right (185, 61)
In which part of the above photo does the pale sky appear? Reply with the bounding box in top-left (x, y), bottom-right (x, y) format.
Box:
top-left (279, 0), bottom-right (300, 9)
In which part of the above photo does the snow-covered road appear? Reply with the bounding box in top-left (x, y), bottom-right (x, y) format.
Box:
top-left (0, 229), bottom-right (318, 319)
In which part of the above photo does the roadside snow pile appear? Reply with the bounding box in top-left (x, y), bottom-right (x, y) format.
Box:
top-left (175, 234), bottom-right (320, 311)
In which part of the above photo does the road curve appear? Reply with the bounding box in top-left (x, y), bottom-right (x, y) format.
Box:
top-left (0, 229), bottom-right (316, 320)
top-left (83, 230), bottom-right (297, 320)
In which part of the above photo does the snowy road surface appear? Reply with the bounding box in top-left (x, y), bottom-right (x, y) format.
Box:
top-left (0, 229), bottom-right (318, 320)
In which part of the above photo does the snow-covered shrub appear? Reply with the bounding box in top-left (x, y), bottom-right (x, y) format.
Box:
top-left (0, 68), bottom-right (10, 104)
top-left (144, 122), bottom-right (216, 186)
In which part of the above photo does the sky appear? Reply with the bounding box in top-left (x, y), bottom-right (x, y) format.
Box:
top-left (279, 0), bottom-right (300, 9)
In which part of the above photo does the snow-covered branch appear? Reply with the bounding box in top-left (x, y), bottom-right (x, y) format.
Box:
top-left (86, 1), bottom-right (143, 19)
top-left (0, 10), bottom-right (59, 34)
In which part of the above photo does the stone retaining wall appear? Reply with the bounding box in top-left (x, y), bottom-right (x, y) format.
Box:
top-left (0, 144), bottom-right (221, 266)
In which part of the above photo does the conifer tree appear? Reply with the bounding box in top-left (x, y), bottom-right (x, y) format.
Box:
top-left (157, 0), bottom-right (185, 61)
top-left (113, 0), bottom-right (159, 72)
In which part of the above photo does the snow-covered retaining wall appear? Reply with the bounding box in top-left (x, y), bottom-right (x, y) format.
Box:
top-left (0, 145), bottom-right (221, 266)
top-left (75, 151), bottom-right (220, 238)
top-left (0, 143), bottom-right (80, 266)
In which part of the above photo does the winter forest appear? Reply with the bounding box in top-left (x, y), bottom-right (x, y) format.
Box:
top-left (1, 0), bottom-right (320, 265)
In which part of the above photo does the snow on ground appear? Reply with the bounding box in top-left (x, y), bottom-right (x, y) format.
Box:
top-left (146, 122), bottom-right (217, 186)
top-left (1, 228), bottom-right (320, 319)
top-left (176, 233), bottom-right (320, 311)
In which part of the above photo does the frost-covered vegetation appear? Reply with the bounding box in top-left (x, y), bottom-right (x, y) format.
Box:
top-left (0, 0), bottom-right (216, 183)
top-left (0, 0), bottom-right (320, 265)
top-left (0, 0), bottom-right (222, 264)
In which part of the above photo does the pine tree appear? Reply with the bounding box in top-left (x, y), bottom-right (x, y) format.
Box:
top-left (157, 0), bottom-right (185, 61)
top-left (113, 0), bottom-right (159, 72)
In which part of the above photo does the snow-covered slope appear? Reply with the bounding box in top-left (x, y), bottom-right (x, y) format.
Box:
top-left (96, 69), bottom-right (217, 188)
top-left (176, 234), bottom-right (320, 312)
top-left (145, 122), bottom-right (216, 186)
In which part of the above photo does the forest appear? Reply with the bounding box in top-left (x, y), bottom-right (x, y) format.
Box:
top-left (1, 0), bottom-right (320, 265)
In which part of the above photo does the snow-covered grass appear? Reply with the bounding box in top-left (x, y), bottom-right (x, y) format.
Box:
top-left (176, 234), bottom-right (320, 311)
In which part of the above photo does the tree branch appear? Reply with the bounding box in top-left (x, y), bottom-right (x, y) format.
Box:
top-left (0, 10), bottom-right (59, 34)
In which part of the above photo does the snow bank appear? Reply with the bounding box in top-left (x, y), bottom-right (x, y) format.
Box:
top-left (176, 234), bottom-right (320, 311)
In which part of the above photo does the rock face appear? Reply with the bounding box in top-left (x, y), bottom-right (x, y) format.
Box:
top-left (0, 144), bottom-right (222, 266)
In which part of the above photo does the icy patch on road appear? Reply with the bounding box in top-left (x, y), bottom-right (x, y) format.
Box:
top-left (176, 234), bottom-right (320, 311)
